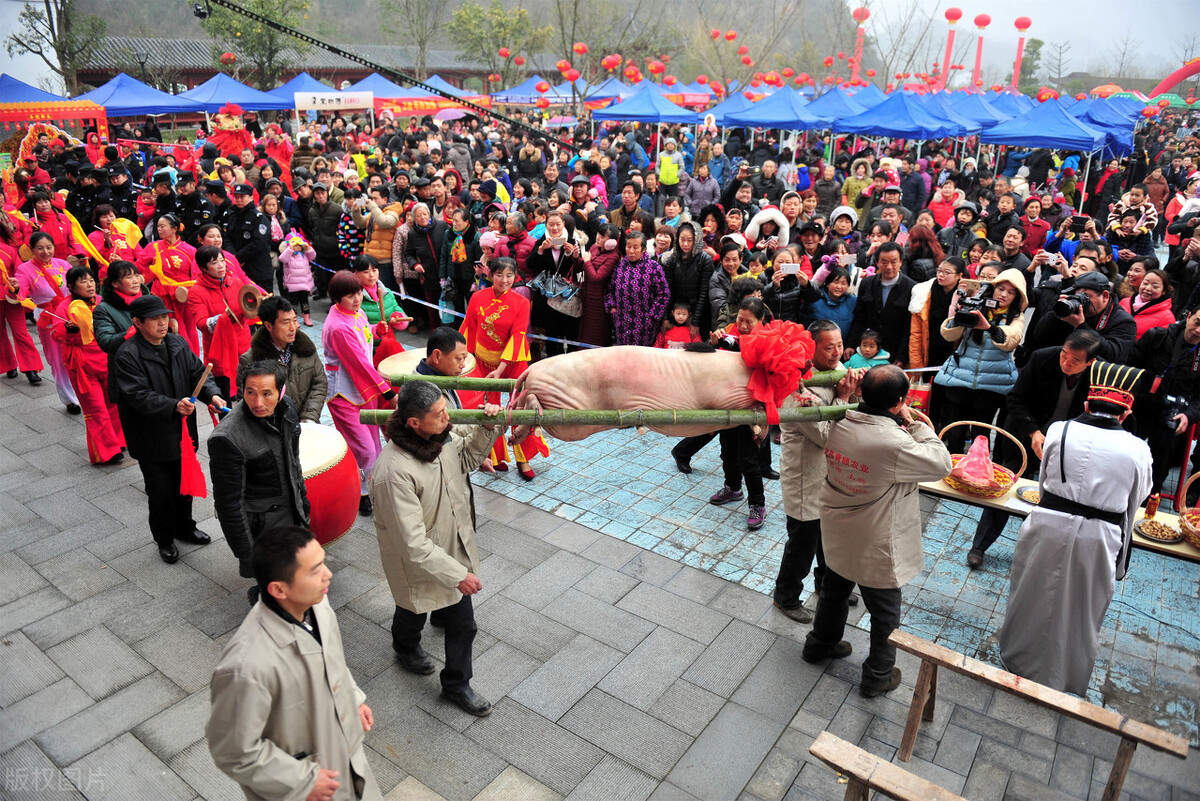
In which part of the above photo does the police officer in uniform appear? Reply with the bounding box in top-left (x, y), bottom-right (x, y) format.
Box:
top-left (175, 171), bottom-right (214, 247)
top-left (224, 183), bottom-right (274, 290)
top-left (206, 180), bottom-right (234, 238)
top-left (151, 171), bottom-right (183, 236)
top-left (66, 167), bottom-right (111, 227)
top-left (107, 167), bottom-right (140, 223)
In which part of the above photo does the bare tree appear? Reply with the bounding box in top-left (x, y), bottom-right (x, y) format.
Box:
top-left (1110, 33), bottom-right (1142, 80)
top-left (383, 0), bottom-right (450, 80)
top-left (1176, 32), bottom-right (1200, 96)
top-left (859, 0), bottom-right (949, 93)
top-left (686, 0), bottom-right (806, 90)
top-left (1046, 40), bottom-right (1072, 91)
top-left (4, 0), bottom-right (107, 95)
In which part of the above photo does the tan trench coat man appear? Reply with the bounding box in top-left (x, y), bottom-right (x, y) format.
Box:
top-left (370, 380), bottom-right (501, 717)
top-left (773, 320), bottom-right (864, 623)
top-left (802, 365), bottom-right (952, 697)
top-left (208, 526), bottom-right (380, 801)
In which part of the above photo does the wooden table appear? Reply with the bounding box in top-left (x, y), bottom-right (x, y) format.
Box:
top-left (919, 477), bottom-right (1200, 563)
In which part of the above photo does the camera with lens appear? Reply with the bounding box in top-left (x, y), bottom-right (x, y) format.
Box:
top-left (953, 281), bottom-right (998, 327)
top-left (1054, 292), bottom-right (1090, 318)
top-left (1162, 394), bottom-right (1191, 431)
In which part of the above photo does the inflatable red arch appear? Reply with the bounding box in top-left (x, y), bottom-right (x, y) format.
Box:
top-left (1149, 57), bottom-right (1200, 97)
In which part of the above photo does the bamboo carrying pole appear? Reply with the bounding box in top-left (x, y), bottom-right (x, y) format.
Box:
top-left (360, 403), bottom-right (859, 426)
top-left (387, 368), bottom-right (851, 392)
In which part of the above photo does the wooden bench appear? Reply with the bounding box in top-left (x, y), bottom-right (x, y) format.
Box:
top-left (808, 731), bottom-right (967, 800)
top-left (889, 630), bottom-right (1190, 801)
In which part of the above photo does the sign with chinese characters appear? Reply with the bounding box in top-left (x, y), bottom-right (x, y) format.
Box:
top-left (293, 91), bottom-right (373, 111)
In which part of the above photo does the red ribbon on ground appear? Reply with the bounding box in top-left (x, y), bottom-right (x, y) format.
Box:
top-left (179, 417), bottom-right (207, 498)
top-left (739, 320), bottom-right (816, 425)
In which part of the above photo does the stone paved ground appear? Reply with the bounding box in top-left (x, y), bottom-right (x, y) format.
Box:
top-left (0, 318), bottom-right (1198, 800)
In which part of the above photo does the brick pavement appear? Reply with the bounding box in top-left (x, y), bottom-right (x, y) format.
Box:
top-left (0, 335), bottom-right (1198, 800)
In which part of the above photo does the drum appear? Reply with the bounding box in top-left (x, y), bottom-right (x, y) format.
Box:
top-left (298, 422), bottom-right (360, 545)
top-left (378, 349), bottom-right (476, 384)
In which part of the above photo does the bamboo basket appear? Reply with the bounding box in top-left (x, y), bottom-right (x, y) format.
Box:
top-left (1178, 473), bottom-right (1200, 550)
top-left (938, 420), bottom-right (1028, 500)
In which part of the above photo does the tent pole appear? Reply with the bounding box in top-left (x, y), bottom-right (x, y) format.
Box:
top-left (1081, 150), bottom-right (1094, 207)
top-left (916, 141), bottom-right (922, 160)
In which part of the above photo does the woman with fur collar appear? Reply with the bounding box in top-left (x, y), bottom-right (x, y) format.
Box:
top-left (744, 206), bottom-right (790, 257)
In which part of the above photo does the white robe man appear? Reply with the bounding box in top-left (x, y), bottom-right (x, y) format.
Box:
top-left (998, 361), bottom-right (1152, 695)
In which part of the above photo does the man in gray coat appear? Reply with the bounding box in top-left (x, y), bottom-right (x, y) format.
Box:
top-left (208, 526), bottom-right (380, 801)
top-left (370, 381), bottom-right (501, 716)
top-left (238, 296), bottom-right (327, 423)
top-left (803, 365), bottom-right (952, 697)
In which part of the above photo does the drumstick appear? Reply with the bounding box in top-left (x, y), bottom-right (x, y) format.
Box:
top-left (188, 363), bottom-right (230, 413)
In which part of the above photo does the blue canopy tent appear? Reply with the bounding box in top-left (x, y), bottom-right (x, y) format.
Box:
top-left (1106, 96), bottom-right (1145, 120)
top-left (834, 91), bottom-right (968, 140)
top-left (981, 102), bottom-right (1107, 188)
top-left (804, 88), bottom-right (867, 125)
top-left (847, 83), bottom-right (887, 107)
top-left (1069, 101), bottom-right (1136, 156)
top-left (590, 85), bottom-right (695, 124)
top-left (178, 73), bottom-right (294, 112)
top-left (918, 92), bottom-right (982, 135)
top-left (0, 74), bottom-right (67, 102)
top-left (950, 92), bottom-right (1010, 126)
top-left (725, 88), bottom-right (821, 130)
top-left (682, 81), bottom-right (714, 96)
top-left (268, 72), bottom-right (329, 100)
top-left (345, 73), bottom-right (411, 98)
top-left (422, 75), bottom-right (469, 97)
top-left (75, 73), bottom-right (205, 116)
top-left (986, 92), bottom-right (1027, 119)
top-left (699, 91), bottom-right (756, 126)
top-left (490, 74), bottom-right (555, 105)
top-left (585, 77), bottom-right (640, 101)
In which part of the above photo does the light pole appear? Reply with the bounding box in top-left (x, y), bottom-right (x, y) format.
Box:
top-left (135, 51), bottom-right (149, 84)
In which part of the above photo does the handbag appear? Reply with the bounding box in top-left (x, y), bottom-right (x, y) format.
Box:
top-left (530, 270), bottom-right (584, 317)
top-left (438, 282), bottom-right (457, 324)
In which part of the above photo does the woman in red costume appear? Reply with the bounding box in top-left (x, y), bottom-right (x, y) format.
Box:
top-left (188, 246), bottom-right (254, 399)
top-left (0, 232), bottom-right (43, 383)
top-left (194, 223), bottom-right (259, 290)
top-left (28, 189), bottom-right (85, 263)
top-left (88, 204), bottom-right (141, 280)
top-left (136, 214), bottom-right (200, 353)
top-left (460, 256), bottom-right (548, 480)
top-left (52, 265), bottom-right (125, 464)
top-left (16, 232), bottom-right (80, 411)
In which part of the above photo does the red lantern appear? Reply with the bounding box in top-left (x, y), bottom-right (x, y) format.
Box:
top-left (1075, 92), bottom-right (1086, 100)
top-left (1036, 87), bottom-right (1059, 102)
top-left (824, 76), bottom-right (836, 84)
top-left (842, 80), bottom-right (852, 88)
top-left (1142, 107), bottom-right (1158, 118)
top-left (1014, 16), bottom-right (1032, 31)
top-left (744, 91), bottom-right (756, 100)
top-left (1158, 98), bottom-right (1170, 107)
top-left (1189, 98), bottom-right (1199, 106)
top-left (556, 59), bottom-right (570, 72)
top-left (564, 68), bottom-right (580, 82)
top-left (514, 55), bottom-right (526, 66)
top-left (710, 29), bottom-right (720, 40)
top-left (798, 73), bottom-right (810, 82)
top-left (664, 75), bottom-right (677, 86)
top-left (866, 69), bottom-right (876, 78)
top-left (886, 83), bottom-right (895, 92)
top-left (487, 73), bottom-right (501, 83)
top-left (765, 71), bottom-right (779, 84)
top-left (837, 51), bottom-right (845, 59)
top-left (750, 80), bottom-right (762, 88)
top-left (662, 55), bottom-right (671, 63)
top-left (573, 42), bottom-right (588, 56)
top-left (741, 56), bottom-right (753, 66)
top-left (648, 60), bottom-right (665, 75)
top-left (976, 79), bottom-right (984, 87)
top-left (991, 84), bottom-right (1003, 92)
top-left (711, 81), bottom-right (725, 95)
top-left (220, 51), bottom-right (236, 66)
top-left (974, 13), bottom-right (991, 28)
top-left (753, 71), bottom-right (764, 81)
top-left (782, 68), bottom-right (794, 78)
top-left (852, 7), bottom-right (870, 24)
top-left (725, 30), bottom-right (737, 41)
top-left (738, 45), bottom-right (749, 56)
top-left (794, 76), bottom-right (805, 86)
top-left (535, 81), bottom-right (550, 94)
top-left (696, 73), bottom-right (709, 84)
top-left (498, 47), bottom-right (510, 59)
top-left (895, 73), bottom-right (904, 80)
top-left (624, 65), bottom-right (639, 79)
top-left (823, 56), bottom-right (834, 67)
top-left (945, 7), bottom-right (962, 23)
top-left (536, 97), bottom-right (550, 109)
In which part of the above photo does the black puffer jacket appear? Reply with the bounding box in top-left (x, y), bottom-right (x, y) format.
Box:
top-left (763, 270), bottom-right (819, 323)
top-left (307, 199), bottom-right (343, 256)
top-left (659, 221), bottom-right (715, 329)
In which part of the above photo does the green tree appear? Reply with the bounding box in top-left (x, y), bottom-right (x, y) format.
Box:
top-left (446, 1), bottom-right (554, 87)
top-left (382, 0), bottom-right (449, 80)
top-left (4, 0), bottom-right (107, 95)
top-left (199, 0), bottom-right (311, 90)
top-left (1015, 37), bottom-right (1044, 94)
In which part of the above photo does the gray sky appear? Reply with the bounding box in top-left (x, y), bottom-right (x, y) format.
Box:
top-left (869, 0), bottom-right (1194, 80)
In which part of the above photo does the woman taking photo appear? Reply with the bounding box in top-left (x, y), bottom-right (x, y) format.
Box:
top-left (527, 211), bottom-right (585, 358)
top-left (461, 257), bottom-right (547, 480)
top-left (16, 231), bottom-right (80, 412)
top-left (52, 265), bottom-right (125, 464)
top-left (800, 262), bottom-right (856, 339)
top-left (322, 270), bottom-right (395, 515)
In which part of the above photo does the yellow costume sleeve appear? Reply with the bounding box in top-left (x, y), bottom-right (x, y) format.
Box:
top-left (500, 331), bottom-right (530, 362)
top-left (63, 208), bottom-right (109, 268)
top-left (68, 299), bottom-right (95, 345)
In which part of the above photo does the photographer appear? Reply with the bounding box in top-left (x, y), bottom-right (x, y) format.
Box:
top-left (1024, 271), bottom-right (1136, 363)
top-left (932, 267), bottom-right (1028, 449)
top-left (1128, 307), bottom-right (1200, 494)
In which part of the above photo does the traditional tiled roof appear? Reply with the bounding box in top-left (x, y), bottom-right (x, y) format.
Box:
top-left (81, 36), bottom-right (479, 73)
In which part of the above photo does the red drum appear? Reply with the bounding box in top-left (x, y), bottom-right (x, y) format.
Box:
top-left (299, 422), bottom-right (359, 544)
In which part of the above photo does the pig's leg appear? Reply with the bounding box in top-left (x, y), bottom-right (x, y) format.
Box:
top-left (511, 391), bottom-right (543, 446)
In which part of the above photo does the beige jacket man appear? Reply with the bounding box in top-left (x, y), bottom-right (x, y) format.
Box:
top-left (820, 410), bottom-right (952, 589)
top-left (370, 423), bottom-right (495, 613)
top-left (779, 384), bottom-right (837, 522)
top-left (207, 598), bottom-right (381, 801)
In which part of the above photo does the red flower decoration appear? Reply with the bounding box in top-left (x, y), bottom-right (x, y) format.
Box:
top-left (739, 321), bottom-right (815, 425)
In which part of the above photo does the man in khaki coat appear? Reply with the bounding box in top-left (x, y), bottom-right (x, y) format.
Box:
top-left (773, 320), bottom-right (863, 623)
top-left (208, 526), bottom-right (381, 801)
top-left (370, 380), bottom-right (500, 717)
top-left (803, 365), bottom-right (952, 697)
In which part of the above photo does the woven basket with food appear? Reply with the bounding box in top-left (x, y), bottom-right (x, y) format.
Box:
top-left (1177, 473), bottom-right (1200, 550)
top-left (938, 421), bottom-right (1028, 500)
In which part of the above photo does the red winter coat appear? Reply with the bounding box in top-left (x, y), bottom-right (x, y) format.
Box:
top-left (497, 230), bottom-right (536, 282)
top-left (1120, 295), bottom-right (1177, 340)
